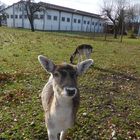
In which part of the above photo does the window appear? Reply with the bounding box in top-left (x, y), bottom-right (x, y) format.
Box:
top-left (84, 20), bottom-right (86, 24)
top-left (15, 6), bottom-right (19, 12)
top-left (100, 23), bottom-right (102, 26)
top-left (40, 15), bottom-right (44, 19)
top-left (19, 7), bottom-right (22, 11)
top-left (54, 16), bottom-right (57, 21)
top-left (7, 15), bottom-right (9, 18)
top-left (34, 14), bottom-right (38, 19)
top-left (74, 18), bottom-right (77, 23)
top-left (24, 7), bottom-right (26, 11)
top-left (78, 19), bottom-right (81, 23)
top-left (11, 15), bottom-right (13, 18)
top-left (92, 22), bottom-right (94, 25)
top-left (19, 15), bottom-right (22, 19)
top-left (62, 17), bottom-right (65, 22)
top-left (47, 15), bottom-right (51, 20)
top-left (87, 21), bottom-right (90, 24)
top-left (67, 18), bottom-right (70, 22)
top-left (15, 15), bottom-right (18, 19)
top-left (24, 15), bottom-right (27, 19)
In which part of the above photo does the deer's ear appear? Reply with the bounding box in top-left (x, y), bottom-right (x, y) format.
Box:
top-left (38, 55), bottom-right (55, 73)
top-left (76, 59), bottom-right (93, 75)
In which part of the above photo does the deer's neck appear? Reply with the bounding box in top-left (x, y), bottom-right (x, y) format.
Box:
top-left (73, 49), bottom-right (78, 56)
top-left (53, 93), bottom-right (73, 108)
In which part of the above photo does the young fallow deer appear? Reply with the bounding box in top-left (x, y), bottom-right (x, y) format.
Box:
top-left (70, 44), bottom-right (93, 64)
top-left (38, 55), bottom-right (93, 140)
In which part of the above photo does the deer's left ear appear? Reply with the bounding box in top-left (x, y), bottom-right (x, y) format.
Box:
top-left (38, 55), bottom-right (55, 73)
top-left (76, 59), bottom-right (93, 75)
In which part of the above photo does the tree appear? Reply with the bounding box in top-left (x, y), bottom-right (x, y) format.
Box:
top-left (0, 1), bottom-right (6, 26)
top-left (125, 3), bottom-right (140, 38)
top-left (102, 0), bottom-right (118, 38)
top-left (25, 0), bottom-right (44, 32)
top-left (0, 1), bottom-right (5, 11)
top-left (134, 4), bottom-right (140, 15)
top-left (102, 0), bottom-right (129, 39)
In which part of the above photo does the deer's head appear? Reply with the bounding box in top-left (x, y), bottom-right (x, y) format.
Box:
top-left (38, 55), bottom-right (93, 99)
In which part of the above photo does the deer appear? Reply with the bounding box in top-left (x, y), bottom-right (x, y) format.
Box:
top-left (38, 55), bottom-right (93, 140)
top-left (70, 44), bottom-right (93, 64)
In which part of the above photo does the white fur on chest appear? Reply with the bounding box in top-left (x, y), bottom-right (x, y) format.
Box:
top-left (48, 98), bottom-right (73, 133)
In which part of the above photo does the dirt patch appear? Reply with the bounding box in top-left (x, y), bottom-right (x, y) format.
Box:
top-left (0, 72), bottom-right (30, 86)
top-left (0, 89), bottom-right (30, 105)
top-left (76, 70), bottom-right (140, 139)
top-left (0, 72), bottom-right (12, 83)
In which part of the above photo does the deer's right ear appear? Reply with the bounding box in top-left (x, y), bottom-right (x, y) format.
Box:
top-left (38, 55), bottom-right (55, 73)
top-left (76, 59), bottom-right (93, 75)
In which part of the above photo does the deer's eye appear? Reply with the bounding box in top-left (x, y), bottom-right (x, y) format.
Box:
top-left (61, 71), bottom-right (67, 77)
top-left (53, 72), bottom-right (59, 77)
top-left (70, 71), bottom-right (77, 78)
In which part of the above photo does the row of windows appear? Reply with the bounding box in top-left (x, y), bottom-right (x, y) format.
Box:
top-left (7, 14), bottom-right (44, 19)
top-left (7, 14), bottom-right (102, 26)
top-left (47, 15), bottom-right (102, 26)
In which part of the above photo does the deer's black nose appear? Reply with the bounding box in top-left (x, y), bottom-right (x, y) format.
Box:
top-left (66, 88), bottom-right (77, 96)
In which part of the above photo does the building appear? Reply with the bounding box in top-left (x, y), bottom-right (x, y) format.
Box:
top-left (128, 15), bottom-right (140, 35)
top-left (0, 1), bottom-right (105, 32)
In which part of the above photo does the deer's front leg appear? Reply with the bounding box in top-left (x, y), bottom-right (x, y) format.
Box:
top-left (47, 130), bottom-right (58, 140)
top-left (60, 130), bottom-right (66, 140)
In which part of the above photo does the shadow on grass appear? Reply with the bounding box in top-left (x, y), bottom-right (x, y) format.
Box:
top-left (93, 66), bottom-right (140, 81)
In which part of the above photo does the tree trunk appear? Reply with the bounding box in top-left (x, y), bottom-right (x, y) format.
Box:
top-left (0, 17), bottom-right (2, 27)
top-left (104, 23), bottom-right (107, 41)
top-left (138, 25), bottom-right (140, 36)
top-left (114, 25), bottom-right (118, 39)
top-left (30, 20), bottom-right (35, 32)
top-left (120, 21), bottom-right (124, 42)
top-left (29, 17), bottom-right (35, 32)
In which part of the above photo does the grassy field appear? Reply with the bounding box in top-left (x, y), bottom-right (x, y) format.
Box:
top-left (0, 27), bottom-right (140, 140)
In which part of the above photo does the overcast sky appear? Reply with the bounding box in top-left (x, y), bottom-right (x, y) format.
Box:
top-left (1, 0), bottom-right (104, 14)
top-left (1, 0), bottom-right (140, 14)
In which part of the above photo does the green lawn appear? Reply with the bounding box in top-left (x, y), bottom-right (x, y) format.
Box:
top-left (0, 27), bottom-right (140, 140)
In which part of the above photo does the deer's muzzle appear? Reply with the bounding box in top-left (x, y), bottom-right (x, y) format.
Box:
top-left (64, 87), bottom-right (77, 97)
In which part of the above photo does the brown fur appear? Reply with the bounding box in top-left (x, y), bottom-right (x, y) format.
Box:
top-left (42, 64), bottom-right (80, 125)
top-left (38, 55), bottom-right (93, 140)
top-left (70, 44), bottom-right (93, 64)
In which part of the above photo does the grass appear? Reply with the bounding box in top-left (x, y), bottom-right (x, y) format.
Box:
top-left (0, 27), bottom-right (140, 140)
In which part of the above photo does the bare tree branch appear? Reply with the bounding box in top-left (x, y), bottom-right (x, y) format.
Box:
top-left (0, 1), bottom-right (6, 26)
top-left (101, 0), bottom-right (132, 39)
top-left (24, 0), bottom-right (45, 32)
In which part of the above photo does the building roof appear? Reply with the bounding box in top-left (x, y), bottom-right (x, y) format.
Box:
top-left (0, 0), bottom-right (103, 20)
top-left (0, 1), bottom-right (26, 13)
top-left (39, 2), bottom-right (102, 19)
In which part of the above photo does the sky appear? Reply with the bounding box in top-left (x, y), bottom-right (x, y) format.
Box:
top-left (1, 0), bottom-right (140, 15)
top-left (1, 0), bottom-right (102, 14)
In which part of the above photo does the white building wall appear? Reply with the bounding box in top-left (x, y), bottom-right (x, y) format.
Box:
top-left (24, 19), bottom-right (30, 29)
top-left (72, 14), bottom-right (82, 31)
top-left (100, 21), bottom-right (105, 32)
top-left (45, 9), bottom-right (60, 30)
top-left (14, 4), bottom-right (22, 27)
top-left (60, 12), bottom-right (72, 31)
top-left (82, 16), bottom-right (91, 32)
top-left (5, 7), bottom-right (14, 27)
top-left (91, 19), bottom-right (96, 32)
top-left (91, 18), bottom-right (102, 33)
top-left (2, 2), bottom-right (104, 33)
top-left (34, 11), bottom-right (44, 30)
